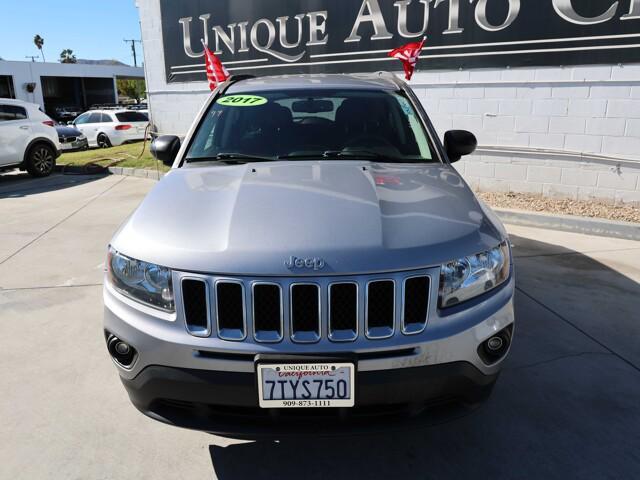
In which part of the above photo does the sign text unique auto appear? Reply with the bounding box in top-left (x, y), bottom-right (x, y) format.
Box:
top-left (160, 0), bottom-right (640, 83)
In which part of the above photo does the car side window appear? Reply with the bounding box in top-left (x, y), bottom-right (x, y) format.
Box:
top-left (75, 113), bottom-right (91, 125)
top-left (101, 113), bottom-right (114, 123)
top-left (88, 113), bottom-right (103, 124)
top-left (0, 104), bottom-right (28, 122)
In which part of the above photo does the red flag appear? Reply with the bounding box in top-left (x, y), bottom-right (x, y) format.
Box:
top-left (201, 39), bottom-right (230, 91)
top-left (388, 37), bottom-right (426, 81)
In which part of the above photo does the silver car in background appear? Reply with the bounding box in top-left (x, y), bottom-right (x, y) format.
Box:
top-left (103, 73), bottom-right (515, 436)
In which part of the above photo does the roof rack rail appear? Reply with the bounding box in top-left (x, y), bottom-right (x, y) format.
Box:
top-left (228, 74), bottom-right (255, 82)
top-left (88, 103), bottom-right (148, 111)
top-left (211, 74), bottom-right (256, 97)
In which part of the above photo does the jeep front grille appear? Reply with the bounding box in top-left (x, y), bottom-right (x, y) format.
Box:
top-left (179, 272), bottom-right (432, 344)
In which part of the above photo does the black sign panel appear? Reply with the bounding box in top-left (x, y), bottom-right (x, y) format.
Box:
top-left (160, 0), bottom-right (640, 83)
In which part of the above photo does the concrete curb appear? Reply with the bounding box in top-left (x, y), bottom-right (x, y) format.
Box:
top-left (106, 167), bottom-right (164, 180)
top-left (494, 208), bottom-right (640, 241)
top-left (55, 165), bottom-right (164, 180)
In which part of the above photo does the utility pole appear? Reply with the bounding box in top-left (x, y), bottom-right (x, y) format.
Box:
top-left (123, 39), bottom-right (142, 67)
top-left (25, 55), bottom-right (39, 62)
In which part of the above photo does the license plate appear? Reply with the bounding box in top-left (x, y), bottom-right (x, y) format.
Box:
top-left (257, 362), bottom-right (355, 408)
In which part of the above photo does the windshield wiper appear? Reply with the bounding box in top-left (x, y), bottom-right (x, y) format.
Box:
top-left (279, 150), bottom-right (383, 160)
top-left (279, 150), bottom-right (425, 163)
top-left (187, 153), bottom-right (277, 164)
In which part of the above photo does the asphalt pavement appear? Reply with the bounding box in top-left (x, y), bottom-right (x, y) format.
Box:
top-left (1, 171), bottom-right (639, 479)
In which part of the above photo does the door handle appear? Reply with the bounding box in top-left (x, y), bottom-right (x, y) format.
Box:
top-left (19, 126), bottom-right (30, 130)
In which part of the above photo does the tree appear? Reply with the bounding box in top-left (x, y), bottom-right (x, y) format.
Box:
top-left (117, 79), bottom-right (146, 104)
top-left (59, 49), bottom-right (77, 64)
top-left (33, 35), bottom-right (45, 62)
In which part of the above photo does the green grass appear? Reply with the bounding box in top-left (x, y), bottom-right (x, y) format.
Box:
top-left (58, 141), bottom-right (170, 172)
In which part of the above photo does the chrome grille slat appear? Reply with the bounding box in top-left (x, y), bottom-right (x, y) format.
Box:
top-left (216, 280), bottom-right (246, 341)
top-left (252, 283), bottom-right (283, 343)
top-left (402, 276), bottom-right (430, 335)
top-left (180, 272), bottom-right (432, 343)
top-left (290, 283), bottom-right (321, 343)
top-left (365, 280), bottom-right (396, 339)
top-left (181, 278), bottom-right (210, 337)
top-left (329, 282), bottom-right (358, 342)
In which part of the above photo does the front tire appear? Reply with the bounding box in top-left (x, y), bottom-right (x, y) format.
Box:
top-left (97, 133), bottom-right (112, 149)
top-left (25, 144), bottom-right (56, 178)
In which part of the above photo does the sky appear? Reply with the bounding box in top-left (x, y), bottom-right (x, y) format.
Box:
top-left (0, 0), bottom-right (142, 65)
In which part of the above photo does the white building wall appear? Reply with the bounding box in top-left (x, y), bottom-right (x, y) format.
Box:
top-left (135, 0), bottom-right (640, 205)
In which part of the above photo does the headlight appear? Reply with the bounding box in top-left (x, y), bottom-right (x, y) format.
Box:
top-left (78, 134), bottom-right (86, 140)
top-left (439, 241), bottom-right (511, 308)
top-left (107, 247), bottom-right (175, 312)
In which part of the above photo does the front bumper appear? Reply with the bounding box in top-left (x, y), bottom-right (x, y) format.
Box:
top-left (122, 361), bottom-right (499, 436)
top-left (59, 138), bottom-right (88, 151)
top-left (104, 273), bottom-right (515, 435)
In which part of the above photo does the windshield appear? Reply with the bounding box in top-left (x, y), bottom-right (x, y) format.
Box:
top-left (185, 89), bottom-right (437, 163)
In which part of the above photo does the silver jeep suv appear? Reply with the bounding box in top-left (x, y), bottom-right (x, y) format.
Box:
top-left (104, 73), bottom-right (514, 436)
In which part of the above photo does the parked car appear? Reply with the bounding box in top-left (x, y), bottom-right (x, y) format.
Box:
top-left (54, 123), bottom-right (88, 152)
top-left (0, 98), bottom-right (61, 177)
top-left (104, 73), bottom-right (515, 436)
top-left (54, 106), bottom-right (82, 122)
top-left (72, 109), bottom-right (149, 148)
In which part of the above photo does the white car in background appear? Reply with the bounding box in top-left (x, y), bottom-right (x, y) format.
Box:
top-left (72, 109), bottom-right (149, 148)
top-left (0, 98), bottom-right (61, 177)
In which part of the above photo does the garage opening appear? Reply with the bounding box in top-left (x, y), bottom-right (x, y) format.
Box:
top-left (41, 76), bottom-right (115, 121)
top-left (0, 75), bottom-right (15, 99)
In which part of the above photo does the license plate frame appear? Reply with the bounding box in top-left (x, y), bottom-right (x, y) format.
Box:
top-left (257, 362), bottom-right (355, 408)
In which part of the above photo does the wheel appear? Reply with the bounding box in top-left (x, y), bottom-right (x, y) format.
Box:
top-left (25, 144), bottom-right (56, 178)
top-left (97, 133), bottom-right (112, 148)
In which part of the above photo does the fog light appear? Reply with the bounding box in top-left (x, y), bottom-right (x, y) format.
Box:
top-left (106, 333), bottom-right (137, 368)
top-left (115, 342), bottom-right (131, 355)
top-left (478, 325), bottom-right (512, 365)
top-left (486, 336), bottom-right (504, 351)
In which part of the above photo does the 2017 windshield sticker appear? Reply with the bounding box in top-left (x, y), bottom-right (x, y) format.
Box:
top-left (217, 95), bottom-right (268, 107)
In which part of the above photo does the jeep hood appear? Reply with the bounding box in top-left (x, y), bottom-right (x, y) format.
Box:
top-left (111, 161), bottom-right (505, 275)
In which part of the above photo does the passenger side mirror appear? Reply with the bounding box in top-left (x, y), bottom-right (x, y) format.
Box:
top-left (67, 121), bottom-right (73, 125)
top-left (443, 130), bottom-right (477, 163)
top-left (151, 135), bottom-right (181, 167)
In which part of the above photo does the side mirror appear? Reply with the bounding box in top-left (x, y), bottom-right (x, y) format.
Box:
top-left (443, 130), bottom-right (477, 163)
top-left (67, 121), bottom-right (73, 125)
top-left (151, 135), bottom-right (181, 167)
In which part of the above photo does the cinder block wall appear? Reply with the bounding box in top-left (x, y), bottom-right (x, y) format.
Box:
top-left (137, 0), bottom-right (640, 205)
top-left (410, 67), bottom-right (640, 205)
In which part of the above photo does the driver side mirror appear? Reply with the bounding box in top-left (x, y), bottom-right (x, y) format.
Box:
top-left (444, 130), bottom-right (477, 163)
top-left (67, 121), bottom-right (74, 126)
top-left (151, 135), bottom-right (181, 167)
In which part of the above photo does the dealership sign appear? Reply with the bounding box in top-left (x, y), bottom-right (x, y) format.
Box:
top-left (161, 0), bottom-right (640, 83)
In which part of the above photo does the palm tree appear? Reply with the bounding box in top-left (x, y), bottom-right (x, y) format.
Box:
top-left (59, 49), bottom-right (77, 64)
top-left (33, 34), bottom-right (45, 62)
